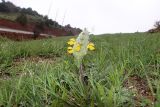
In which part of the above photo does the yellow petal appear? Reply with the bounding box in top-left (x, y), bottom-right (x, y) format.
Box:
top-left (68, 49), bottom-right (73, 54)
top-left (87, 45), bottom-right (90, 49)
top-left (75, 46), bottom-right (80, 51)
top-left (67, 41), bottom-right (75, 45)
top-left (67, 47), bottom-right (73, 54)
top-left (88, 46), bottom-right (95, 51)
top-left (67, 47), bottom-right (73, 50)
top-left (87, 42), bottom-right (95, 49)
top-left (74, 43), bottom-right (81, 52)
top-left (88, 42), bottom-right (94, 46)
top-left (69, 38), bottom-right (76, 42)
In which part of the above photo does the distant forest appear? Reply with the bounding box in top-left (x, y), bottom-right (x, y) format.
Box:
top-left (0, 0), bottom-right (40, 16)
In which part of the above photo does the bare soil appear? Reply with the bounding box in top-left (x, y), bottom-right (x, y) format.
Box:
top-left (124, 75), bottom-right (155, 106)
top-left (13, 55), bottom-right (58, 66)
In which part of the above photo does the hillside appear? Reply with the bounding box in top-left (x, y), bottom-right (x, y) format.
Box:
top-left (0, 0), bottom-right (82, 37)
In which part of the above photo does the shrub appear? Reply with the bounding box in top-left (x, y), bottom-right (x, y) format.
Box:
top-left (32, 21), bottom-right (44, 39)
top-left (154, 21), bottom-right (160, 29)
top-left (16, 13), bottom-right (28, 26)
top-left (0, 1), bottom-right (20, 12)
top-left (148, 21), bottom-right (160, 33)
top-left (20, 8), bottom-right (39, 16)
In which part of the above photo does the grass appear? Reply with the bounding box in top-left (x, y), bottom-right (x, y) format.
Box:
top-left (0, 12), bottom-right (43, 23)
top-left (0, 12), bottom-right (18, 21)
top-left (0, 33), bottom-right (160, 107)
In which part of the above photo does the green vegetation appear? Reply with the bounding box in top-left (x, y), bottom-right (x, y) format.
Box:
top-left (16, 13), bottom-right (28, 26)
top-left (148, 21), bottom-right (160, 33)
top-left (0, 12), bottom-right (19, 21)
top-left (0, 33), bottom-right (160, 106)
top-left (0, 12), bottom-right (43, 23)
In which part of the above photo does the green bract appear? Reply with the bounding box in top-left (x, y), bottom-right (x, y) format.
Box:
top-left (73, 28), bottom-right (89, 68)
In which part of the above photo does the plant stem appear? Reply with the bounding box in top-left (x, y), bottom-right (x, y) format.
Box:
top-left (79, 64), bottom-right (88, 85)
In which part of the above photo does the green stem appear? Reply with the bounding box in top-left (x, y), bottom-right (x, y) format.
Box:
top-left (79, 64), bottom-right (88, 85)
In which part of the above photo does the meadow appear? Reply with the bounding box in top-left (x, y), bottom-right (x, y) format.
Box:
top-left (0, 33), bottom-right (160, 107)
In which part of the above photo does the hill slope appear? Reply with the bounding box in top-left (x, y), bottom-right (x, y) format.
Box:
top-left (0, 1), bottom-right (81, 36)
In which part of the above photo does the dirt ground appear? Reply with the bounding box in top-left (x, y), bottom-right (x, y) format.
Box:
top-left (124, 75), bottom-right (155, 106)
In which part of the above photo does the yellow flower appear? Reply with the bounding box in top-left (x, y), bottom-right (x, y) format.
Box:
top-left (70, 38), bottom-right (76, 42)
top-left (67, 47), bottom-right (73, 54)
top-left (88, 42), bottom-right (94, 46)
top-left (67, 41), bottom-right (75, 45)
top-left (88, 46), bottom-right (95, 50)
top-left (87, 42), bottom-right (95, 51)
top-left (67, 38), bottom-right (76, 45)
top-left (75, 43), bottom-right (81, 52)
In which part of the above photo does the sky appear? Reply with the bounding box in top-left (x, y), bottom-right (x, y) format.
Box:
top-left (6, 0), bottom-right (160, 34)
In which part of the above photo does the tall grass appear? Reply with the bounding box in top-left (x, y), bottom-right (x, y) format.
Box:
top-left (0, 33), bottom-right (160, 106)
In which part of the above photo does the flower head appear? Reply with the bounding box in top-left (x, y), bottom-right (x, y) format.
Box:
top-left (87, 42), bottom-right (95, 51)
top-left (67, 47), bottom-right (73, 54)
top-left (75, 43), bottom-right (81, 52)
top-left (72, 29), bottom-right (90, 67)
top-left (66, 29), bottom-right (95, 68)
top-left (67, 38), bottom-right (76, 45)
top-left (70, 38), bottom-right (76, 42)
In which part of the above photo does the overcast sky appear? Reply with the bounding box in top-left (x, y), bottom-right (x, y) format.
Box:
top-left (6, 0), bottom-right (160, 34)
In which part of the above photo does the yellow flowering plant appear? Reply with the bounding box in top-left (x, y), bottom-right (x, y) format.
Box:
top-left (67, 28), bottom-right (95, 83)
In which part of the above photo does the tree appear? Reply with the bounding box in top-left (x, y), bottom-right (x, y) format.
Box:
top-left (20, 7), bottom-right (39, 16)
top-left (33, 28), bottom-right (40, 39)
top-left (2, 0), bottom-right (5, 3)
top-left (0, 1), bottom-right (10, 12)
top-left (33, 21), bottom-right (45, 39)
top-left (43, 15), bottom-right (48, 20)
top-left (35, 20), bottom-right (45, 31)
top-left (16, 13), bottom-right (28, 26)
top-left (148, 21), bottom-right (160, 33)
top-left (154, 21), bottom-right (160, 29)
